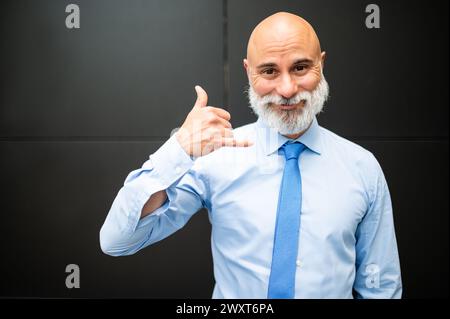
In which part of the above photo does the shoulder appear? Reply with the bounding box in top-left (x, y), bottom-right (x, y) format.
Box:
top-left (319, 125), bottom-right (385, 196)
top-left (320, 126), bottom-right (380, 168)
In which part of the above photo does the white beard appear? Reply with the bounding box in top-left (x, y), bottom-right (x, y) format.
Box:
top-left (248, 74), bottom-right (329, 135)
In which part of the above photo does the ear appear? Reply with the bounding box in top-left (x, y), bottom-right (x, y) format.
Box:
top-left (243, 58), bottom-right (250, 75)
top-left (320, 51), bottom-right (326, 69)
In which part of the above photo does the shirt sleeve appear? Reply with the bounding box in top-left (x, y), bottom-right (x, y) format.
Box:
top-left (353, 154), bottom-right (403, 298)
top-left (99, 134), bottom-right (208, 256)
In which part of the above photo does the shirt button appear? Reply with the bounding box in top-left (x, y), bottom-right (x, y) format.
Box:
top-left (296, 260), bottom-right (302, 267)
top-left (175, 166), bottom-right (182, 174)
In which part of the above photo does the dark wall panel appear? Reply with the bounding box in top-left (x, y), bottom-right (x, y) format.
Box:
top-left (0, 141), bottom-right (213, 298)
top-left (0, 0), bottom-right (223, 138)
top-left (360, 141), bottom-right (449, 298)
top-left (228, 0), bottom-right (449, 138)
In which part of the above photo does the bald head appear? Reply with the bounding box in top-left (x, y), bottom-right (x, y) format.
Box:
top-left (243, 12), bottom-right (328, 138)
top-left (246, 12), bottom-right (322, 66)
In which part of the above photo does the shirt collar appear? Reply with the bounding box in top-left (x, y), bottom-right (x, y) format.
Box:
top-left (255, 116), bottom-right (323, 156)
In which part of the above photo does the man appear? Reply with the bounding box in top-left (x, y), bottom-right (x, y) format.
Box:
top-left (100, 12), bottom-right (402, 298)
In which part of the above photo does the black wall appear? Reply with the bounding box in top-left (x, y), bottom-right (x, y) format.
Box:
top-left (0, 0), bottom-right (448, 298)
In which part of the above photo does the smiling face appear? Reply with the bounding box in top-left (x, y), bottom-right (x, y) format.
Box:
top-left (244, 12), bottom-right (329, 137)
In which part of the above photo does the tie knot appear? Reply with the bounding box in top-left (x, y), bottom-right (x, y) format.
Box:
top-left (281, 142), bottom-right (306, 160)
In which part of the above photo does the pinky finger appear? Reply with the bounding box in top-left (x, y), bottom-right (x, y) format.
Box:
top-left (221, 138), bottom-right (253, 147)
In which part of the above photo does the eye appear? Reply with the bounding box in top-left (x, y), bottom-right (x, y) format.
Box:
top-left (294, 65), bottom-right (307, 72)
top-left (262, 68), bottom-right (276, 75)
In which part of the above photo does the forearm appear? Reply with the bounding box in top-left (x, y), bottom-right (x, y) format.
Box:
top-left (100, 185), bottom-right (156, 256)
top-left (100, 134), bottom-right (197, 256)
top-left (354, 156), bottom-right (402, 298)
top-left (141, 190), bottom-right (168, 218)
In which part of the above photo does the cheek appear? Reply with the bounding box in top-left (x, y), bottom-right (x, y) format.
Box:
top-left (298, 72), bottom-right (321, 91)
top-left (252, 78), bottom-right (275, 97)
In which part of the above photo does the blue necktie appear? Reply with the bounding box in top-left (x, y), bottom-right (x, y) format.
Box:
top-left (268, 141), bottom-right (306, 298)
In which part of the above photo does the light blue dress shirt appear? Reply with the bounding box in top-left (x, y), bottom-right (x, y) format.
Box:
top-left (100, 116), bottom-right (402, 299)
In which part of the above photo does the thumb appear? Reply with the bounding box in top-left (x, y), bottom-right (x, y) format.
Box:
top-left (193, 85), bottom-right (208, 108)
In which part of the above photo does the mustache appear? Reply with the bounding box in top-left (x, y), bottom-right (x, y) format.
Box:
top-left (245, 88), bottom-right (311, 107)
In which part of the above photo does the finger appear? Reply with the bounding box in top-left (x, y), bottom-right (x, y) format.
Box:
top-left (206, 106), bottom-right (231, 121)
top-left (222, 128), bottom-right (234, 138)
top-left (211, 116), bottom-right (232, 129)
top-left (220, 138), bottom-right (253, 147)
top-left (194, 85), bottom-right (208, 108)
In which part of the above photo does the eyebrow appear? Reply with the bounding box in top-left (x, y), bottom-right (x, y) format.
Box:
top-left (256, 58), bottom-right (314, 70)
top-left (256, 62), bottom-right (277, 70)
top-left (292, 58), bottom-right (314, 65)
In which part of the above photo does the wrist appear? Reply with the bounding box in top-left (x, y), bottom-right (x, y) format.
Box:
top-left (175, 129), bottom-right (192, 157)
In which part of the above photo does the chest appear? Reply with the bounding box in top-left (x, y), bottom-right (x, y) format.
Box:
top-left (207, 154), bottom-right (368, 240)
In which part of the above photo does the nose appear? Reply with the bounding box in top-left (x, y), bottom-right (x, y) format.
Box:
top-left (276, 73), bottom-right (297, 100)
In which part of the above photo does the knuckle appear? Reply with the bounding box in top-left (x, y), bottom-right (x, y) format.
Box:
top-left (205, 112), bottom-right (217, 123)
top-left (205, 128), bottom-right (214, 141)
top-left (205, 133), bottom-right (214, 143)
top-left (213, 138), bottom-right (222, 147)
top-left (223, 128), bottom-right (233, 136)
top-left (206, 128), bottom-right (219, 139)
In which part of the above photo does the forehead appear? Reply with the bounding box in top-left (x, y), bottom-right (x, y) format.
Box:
top-left (249, 28), bottom-right (319, 64)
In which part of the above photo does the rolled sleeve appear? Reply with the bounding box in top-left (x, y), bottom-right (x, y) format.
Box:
top-left (100, 134), bottom-right (205, 256)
